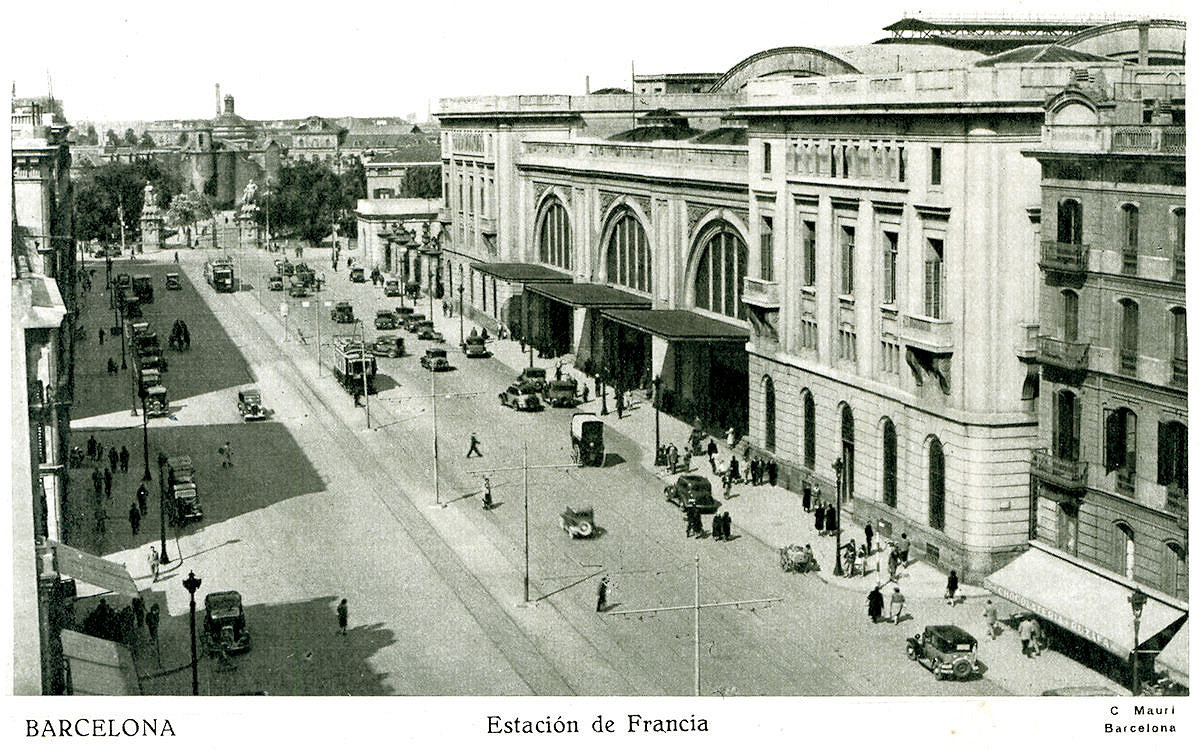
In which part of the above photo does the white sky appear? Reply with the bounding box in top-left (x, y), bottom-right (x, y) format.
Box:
top-left (2, 0), bottom-right (1188, 123)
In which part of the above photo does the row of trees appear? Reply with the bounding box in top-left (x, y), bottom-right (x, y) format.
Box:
top-left (74, 161), bottom-right (185, 243)
top-left (75, 125), bottom-right (157, 149)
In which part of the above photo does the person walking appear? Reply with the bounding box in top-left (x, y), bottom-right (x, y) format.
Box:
top-left (103, 467), bottom-right (113, 499)
top-left (596, 576), bottom-right (609, 612)
top-left (481, 476), bottom-right (494, 510)
top-left (119, 446), bottom-right (130, 473)
top-left (864, 522), bottom-right (874, 556)
top-left (554, 362), bottom-right (563, 381)
top-left (99, 328), bottom-right (105, 345)
top-left (867, 585), bottom-right (885, 623)
top-left (614, 390), bottom-right (624, 419)
top-left (707, 439), bottom-right (718, 472)
top-left (711, 512), bottom-right (723, 540)
top-left (767, 460), bottom-right (778, 486)
top-left (887, 545), bottom-right (900, 581)
top-left (148, 546), bottom-right (160, 582)
top-left (220, 441), bottom-right (233, 468)
top-left (87, 435), bottom-right (98, 460)
top-left (337, 598), bottom-right (349, 635)
top-left (889, 586), bottom-right (906, 624)
top-left (729, 456), bottom-right (741, 484)
top-left (581, 383), bottom-right (590, 403)
top-left (94, 505), bottom-right (106, 535)
top-left (945, 570), bottom-right (959, 606)
top-left (146, 604), bottom-right (160, 643)
top-left (825, 504), bottom-right (837, 535)
top-left (466, 433), bottom-right (483, 458)
top-left (128, 503), bottom-right (141, 536)
top-left (1017, 615), bottom-right (1035, 657)
top-left (722, 511), bottom-right (732, 541)
top-left (667, 444), bottom-right (679, 474)
top-left (131, 596), bottom-right (145, 630)
top-left (136, 483), bottom-right (149, 516)
top-left (983, 599), bottom-right (1000, 640)
top-left (108, 446), bottom-right (120, 473)
top-left (842, 539), bottom-right (858, 577)
top-left (92, 468), bottom-right (104, 499)
top-left (814, 503), bottom-right (826, 535)
top-left (1028, 618), bottom-right (1043, 657)
top-left (897, 533), bottom-right (911, 567)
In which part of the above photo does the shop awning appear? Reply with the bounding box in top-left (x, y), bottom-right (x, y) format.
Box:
top-left (527, 283), bottom-right (651, 309)
top-left (48, 540), bottom-right (139, 598)
top-left (601, 309), bottom-right (750, 343)
top-left (60, 630), bottom-right (140, 695)
top-left (984, 543), bottom-right (1188, 658)
top-left (468, 262), bottom-right (571, 283)
top-left (1156, 626), bottom-right (1189, 684)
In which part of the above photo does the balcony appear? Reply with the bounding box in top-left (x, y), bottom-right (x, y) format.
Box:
top-left (900, 314), bottom-right (953, 354)
top-left (1036, 336), bottom-right (1089, 372)
top-left (478, 217), bottom-right (496, 235)
top-left (741, 277), bottom-right (780, 310)
top-left (1039, 241), bottom-right (1089, 275)
top-left (1015, 322), bottom-right (1040, 362)
top-left (1031, 449), bottom-right (1088, 494)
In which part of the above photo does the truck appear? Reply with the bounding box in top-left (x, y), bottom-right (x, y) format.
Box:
top-left (331, 337), bottom-right (377, 395)
top-left (165, 455), bottom-right (203, 523)
top-left (132, 274), bottom-right (154, 304)
top-left (204, 257), bottom-right (236, 292)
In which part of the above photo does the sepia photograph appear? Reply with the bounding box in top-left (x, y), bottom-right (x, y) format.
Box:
top-left (4, 0), bottom-right (1190, 743)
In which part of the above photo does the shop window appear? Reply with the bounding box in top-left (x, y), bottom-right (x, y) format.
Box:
top-left (882, 418), bottom-right (897, 507)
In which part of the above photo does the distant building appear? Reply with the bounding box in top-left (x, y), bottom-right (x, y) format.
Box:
top-left (633, 73), bottom-right (721, 94)
top-left (365, 142), bottom-right (441, 199)
top-left (288, 115), bottom-right (346, 168)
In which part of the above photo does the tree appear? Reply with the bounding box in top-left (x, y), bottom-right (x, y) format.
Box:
top-left (338, 158), bottom-right (367, 235)
top-left (83, 124), bottom-right (99, 145)
top-left (402, 165), bottom-right (441, 199)
top-left (267, 161), bottom-right (344, 244)
top-left (105, 129), bottom-right (120, 148)
top-left (122, 128), bottom-right (139, 147)
top-left (72, 161), bottom-right (186, 242)
top-left (166, 191), bottom-right (210, 247)
top-left (138, 132), bottom-right (157, 149)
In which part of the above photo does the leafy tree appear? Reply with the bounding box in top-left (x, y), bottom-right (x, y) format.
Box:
top-left (338, 158), bottom-right (367, 235)
top-left (104, 129), bottom-right (120, 147)
top-left (83, 124), bottom-right (99, 145)
top-left (267, 161), bottom-right (344, 244)
top-left (166, 190), bottom-right (211, 247)
top-left (402, 165), bottom-right (441, 199)
top-left (72, 161), bottom-right (186, 242)
top-left (138, 132), bottom-right (157, 149)
top-left (122, 128), bottom-right (139, 147)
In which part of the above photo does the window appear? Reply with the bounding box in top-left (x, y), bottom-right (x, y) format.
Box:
top-left (1057, 502), bottom-right (1079, 555)
top-left (763, 376), bottom-right (776, 452)
top-left (759, 216), bottom-right (774, 281)
top-left (468, 176), bottom-right (474, 214)
top-left (1119, 299), bottom-right (1139, 375)
top-left (801, 219), bottom-right (816, 286)
top-left (606, 211), bottom-right (651, 293)
top-left (537, 200), bottom-right (571, 270)
top-left (763, 142), bottom-right (772, 174)
top-left (1157, 420), bottom-right (1187, 490)
top-left (1172, 308), bottom-right (1187, 386)
top-left (882, 231), bottom-right (898, 304)
top-left (1105, 407), bottom-right (1137, 495)
top-left (882, 419), bottom-right (897, 507)
top-left (897, 146), bottom-right (906, 182)
top-left (1121, 204), bottom-right (1139, 274)
top-left (693, 225), bottom-right (747, 319)
top-left (930, 147), bottom-right (942, 186)
top-left (839, 327), bottom-right (857, 361)
top-left (928, 437), bottom-right (945, 531)
top-left (800, 318), bottom-right (818, 351)
top-left (840, 226), bottom-right (855, 295)
top-left (1173, 208), bottom-right (1185, 279)
top-left (1062, 290), bottom-right (1079, 342)
top-left (803, 391), bottom-right (816, 469)
top-left (881, 339), bottom-right (901, 374)
top-left (1163, 541), bottom-right (1187, 599)
top-left (924, 238), bottom-right (944, 319)
top-left (1052, 389), bottom-right (1081, 461)
top-left (1113, 522), bottom-right (1135, 579)
top-left (840, 405), bottom-right (855, 499)
top-left (1057, 199), bottom-right (1083, 245)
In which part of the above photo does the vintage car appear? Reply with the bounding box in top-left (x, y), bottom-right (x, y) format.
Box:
top-left (121, 292), bottom-right (143, 319)
top-left (372, 334), bottom-right (405, 358)
top-left (203, 591), bottom-right (251, 654)
top-left (393, 305), bottom-right (416, 324)
top-left (460, 335), bottom-right (490, 358)
top-left (906, 625), bottom-right (981, 680)
top-left (237, 388), bottom-right (267, 421)
top-left (570, 413), bottom-right (604, 466)
top-left (383, 278), bottom-right (401, 297)
top-left (138, 368), bottom-right (162, 391)
top-left (275, 259), bottom-right (294, 276)
top-left (404, 281), bottom-right (421, 299)
top-left (415, 321), bottom-right (444, 342)
top-left (545, 377), bottom-right (578, 407)
top-left (560, 506), bottom-right (596, 538)
top-left (331, 301), bottom-right (355, 323)
top-left (132, 274), bottom-right (154, 304)
top-left (143, 385), bottom-right (170, 418)
top-left (516, 367), bottom-right (548, 393)
top-left (130, 320), bottom-right (151, 339)
top-left (420, 347), bottom-right (451, 371)
top-left (288, 281), bottom-right (310, 297)
top-left (403, 313), bottom-right (427, 332)
top-left (92, 244), bottom-right (121, 257)
top-left (499, 381), bottom-right (543, 411)
top-left (664, 474), bottom-right (720, 513)
top-left (267, 275), bottom-right (284, 291)
top-left (115, 273), bottom-right (132, 293)
top-left (374, 310), bottom-right (400, 330)
top-left (164, 273), bottom-right (183, 291)
top-left (349, 267), bottom-right (366, 283)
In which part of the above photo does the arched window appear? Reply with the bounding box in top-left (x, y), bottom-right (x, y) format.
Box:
top-left (881, 418), bottom-right (897, 508)
top-left (840, 404), bottom-right (855, 499)
top-left (1057, 199), bottom-right (1083, 245)
top-left (1053, 389), bottom-right (1081, 461)
top-left (1163, 541), bottom-right (1187, 599)
top-left (1119, 299), bottom-right (1139, 375)
top-left (1121, 204), bottom-right (1139, 273)
top-left (1114, 522), bottom-right (1135, 578)
top-left (763, 376), bottom-right (776, 452)
top-left (1105, 406), bottom-right (1137, 495)
top-left (693, 225), bottom-right (748, 320)
top-left (1062, 290), bottom-right (1079, 342)
top-left (605, 211), bottom-right (651, 292)
top-left (1157, 420), bottom-right (1187, 490)
top-left (537, 200), bottom-right (571, 270)
top-left (802, 390), bottom-right (815, 469)
top-left (928, 437), bottom-right (946, 531)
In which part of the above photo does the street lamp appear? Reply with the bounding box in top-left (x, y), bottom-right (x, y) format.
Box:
top-left (653, 375), bottom-right (662, 460)
top-left (832, 457), bottom-right (844, 577)
top-left (156, 452), bottom-right (170, 564)
top-left (139, 388), bottom-right (152, 481)
top-left (458, 283), bottom-right (465, 345)
top-left (117, 296), bottom-right (128, 370)
top-left (182, 570), bottom-right (202, 696)
top-left (1129, 588), bottom-right (1148, 694)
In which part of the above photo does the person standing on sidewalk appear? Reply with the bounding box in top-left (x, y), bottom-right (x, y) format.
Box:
top-left (108, 447), bottom-right (120, 473)
top-left (897, 533), bottom-right (911, 567)
top-left (1018, 615), bottom-right (1035, 657)
top-left (596, 577), bottom-right (609, 612)
top-left (337, 598), bottom-right (349, 635)
top-left (726, 426), bottom-right (736, 451)
top-left (467, 433), bottom-right (483, 458)
top-left (103, 468), bottom-right (113, 499)
top-left (944, 570), bottom-right (959, 606)
top-left (87, 435), bottom-right (98, 461)
top-left (220, 441), bottom-right (233, 468)
top-left (615, 390), bottom-right (624, 419)
top-left (99, 328), bottom-right (105, 345)
top-left (136, 483), bottom-right (149, 516)
top-left (148, 546), bottom-right (160, 582)
top-left (983, 599), bottom-right (1000, 640)
top-left (814, 503), bottom-right (825, 535)
top-left (864, 522), bottom-right (874, 556)
top-left (481, 476), bottom-right (494, 510)
top-left (889, 587), bottom-right (906, 624)
top-left (867, 585), bottom-right (885, 623)
top-left (707, 439), bottom-right (718, 472)
top-left (128, 503), bottom-right (141, 536)
top-left (146, 604), bottom-right (160, 643)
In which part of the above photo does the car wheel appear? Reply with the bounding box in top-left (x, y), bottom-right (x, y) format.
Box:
top-left (952, 660), bottom-right (972, 680)
top-left (931, 659), bottom-right (944, 679)
top-left (905, 643), bottom-right (918, 661)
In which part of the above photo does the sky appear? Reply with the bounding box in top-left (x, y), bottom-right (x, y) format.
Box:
top-left (2, 0), bottom-right (1188, 124)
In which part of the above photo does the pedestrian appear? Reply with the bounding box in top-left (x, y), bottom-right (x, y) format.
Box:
top-left (103, 468), bottom-right (113, 498)
top-left (148, 547), bottom-right (160, 582)
top-left (174, 250), bottom-right (179, 263)
top-left (722, 511), bottom-right (732, 540)
top-left (554, 362), bottom-right (562, 381)
top-left (87, 435), bottom-right (98, 461)
top-left (91, 468), bottom-right (102, 499)
top-left (128, 503), bottom-right (141, 536)
top-left (1018, 615), bottom-right (1035, 657)
top-left (119, 446), bottom-right (130, 473)
top-left (842, 539), bottom-right (858, 576)
top-left (615, 390), bottom-right (624, 419)
top-left (983, 599), bottom-right (1000, 640)
top-left (711, 512), bottom-right (723, 540)
top-left (864, 522), bottom-right (874, 555)
top-left (867, 585), bottom-right (885, 623)
top-left (131, 596), bottom-right (145, 630)
top-left (108, 446), bottom-right (119, 473)
top-left (945, 570), bottom-right (959, 606)
top-left (581, 383), bottom-right (590, 403)
top-left (768, 460), bottom-right (778, 486)
top-left (887, 545), bottom-right (900, 581)
top-left (814, 503), bottom-right (825, 535)
top-left (684, 506), bottom-right (696, 538)
top-left (337, 598), bottom-right (349, 635)
top-left (182, 324), bottom-right (190, 350)
top-left (94, 505), bottom-right (106, 534)
top-left (729, 456), bottom-right (741, 484)
top-left (668, 444), bottom-right (679, 474)
top-left (1028, 618), bottom-right (1043, 656)
top-left (748, 459), bottom-right (758, 485)
top-left (146, 604), bottom-right (160, 642)
top-left (596, 577), bottom-right (609, 612)
top-left (466, 432), bottom-right (483, 457)
top-left (889, 586), bottom-right (906, 624)
top-left (482, 476), bottom-right (494, 510)
top-left (897, 533), bottom-right (911, 566)
top-left (99, 328), bottom-right (105, 345)
top-left (220, 441), bottom-right (233, 467)
top-left (726, 426), bottom-right (736, 451)
top-left (825, 504), bottom-right (837, 534)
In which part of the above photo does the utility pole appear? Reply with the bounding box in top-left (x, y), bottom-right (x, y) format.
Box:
top-left (607, 557), bottom-right (781, 696)
top-left (391, 383), bottom-right (483, 507)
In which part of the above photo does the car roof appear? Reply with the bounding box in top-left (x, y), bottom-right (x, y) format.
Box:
top-left (427, 348), bottom-right (447, 356)
top-left (925, 624), bottom-right (977, 643)
top-left (239, 388), bottom-right (261, 398)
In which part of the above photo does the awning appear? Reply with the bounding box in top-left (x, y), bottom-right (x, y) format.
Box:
top-left (601, 308), bottom-right (751, 343)
top-left (60, 630), bottom-right (140, 695)
top-left (468, 262), bottom-right (571, 283)
top-left (984, 543), bottom-right (1188, 658)
top-left (527, 283), bottom-right (651, 309)
top-left (48, 540), bottom-right (139, 598)
top-left (1156, 626), bottom-right (1189, 684)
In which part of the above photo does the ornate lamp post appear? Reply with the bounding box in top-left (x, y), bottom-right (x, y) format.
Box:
top-left (1129, 588), bottom-right (1148, 694)
top-left (832, 457), bottom-right (844, 577)
top-left (182, 571), bottom-right (202, 696)
top-left (139, 388), bottom-right (152, 481)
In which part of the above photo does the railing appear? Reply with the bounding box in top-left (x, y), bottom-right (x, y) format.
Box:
top-left (439, 92), bottom-right (744, 115)
top-left (1039, 241), bottom-right (1089, 274)
top-left (1031, 448), bottom-right (1088, 492)
top-left (1165, 484), bottom-right (1187, 519)
top-left (1119, 348), bottom-right (1138, 376)
top-left (1172, 358), bottom-right (1187, 387)
top-left (521, 139), bottom-right (747, 171)
top-left (900, 314), bottom-right (954, 353)
top-left (1121, 247), bottom-right (1139, 275)
top-left (1042, 124), bottom-right (1185, 155)
top-left (741, 277), bottom-right (780, 308)
top-left (1037, 335), bottom-right (1089, 371)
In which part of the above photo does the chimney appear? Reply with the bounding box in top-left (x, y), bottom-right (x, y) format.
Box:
top-left (224, 94), bottom-right (235, 115)
top-left (215, 83), bottom-right (221, 116)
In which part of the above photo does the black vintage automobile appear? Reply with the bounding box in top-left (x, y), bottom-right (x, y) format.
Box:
top-left (570, 413), bottom-right (603, 466)
top-left (906, 625), bottom-right (981, 680)
top-left (203, 591), bottom-right (251, 654)
top-left (331, 301), bottom-right (355, 323)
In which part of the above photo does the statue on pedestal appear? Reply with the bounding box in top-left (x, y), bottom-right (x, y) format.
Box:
top-left (142, 182), bottom-right (159, 214)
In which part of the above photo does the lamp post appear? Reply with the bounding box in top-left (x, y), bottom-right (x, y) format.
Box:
top-left (118, 296), bottom-right (127, 370)
top-left (599, 374), bottom-right (609, 416)
top-left (156, 452), bottom-right (170, 563)
top-left (1129, 588), bottom-right (1148, 694)
top-left (139, 390), bottom-right (152, 481)
top-left (182, 570), bottom-right (202, 696)
top-left (653, 375), bottom-right (662, 459)
top-left (832, 457), bottom-right (844, 577)
top-left (458, 283), bottom-right (465, 345)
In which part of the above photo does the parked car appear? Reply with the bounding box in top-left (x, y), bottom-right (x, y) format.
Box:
top-left (276, 259), bottom-right (294, 276)
top-left (268, 275), bottom-right (284, 291)
top-left (499, 382), bottom-right (543, 411)
top-left (461, 335), bottom-right (490, 358)
top-left (165, 273), bottom-right (183, 291)
top-left (664, 474), bottom-right (720, 513)
top-left (203, 591), bottom-right (250, 654)
top-left (517, 367), bottom-right (548, 393)
top-left (374, 310), bottom-right (399, 330)
top-left (331, 301), bottom-right (355, 323)
top-left (372, 334), bottom-right (405, 358)
top-left (420, 347), bottom-right (451, 371)
top-left (415, 320), bottom-right (444, 341)
top-left (349, 267), bottom-right (366, 283)
top-left (404, 313), bottom-right (427, 332)
top-left (906, 625), bottom-right (981, 680)
top-left (545, 377), bottom-right (578, 407)
top-left (383, 278), bottom-right (401, 297)
top-left (393, 305), bottom-right (416, 324)
top-left (288, 281), bottom-right (309, 297)
top-left (237, 388), bottom-right (267, 421)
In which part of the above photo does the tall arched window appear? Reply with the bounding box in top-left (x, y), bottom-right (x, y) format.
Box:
top-left (840, 404), bottom-right (855, 499)
top-left (1157, 420), bottom-right (1187, 490)
top-left (763, 376), bottom-right (776, 452)
top-left (1053, 389), bottom-right (1081, 461)
top-left (605, 211), bottom-right (651, 293)
top-left (1163, 541), bottom-right (1187, 599)
top-left (693, 225), bottom-right (748, 320)
top-left (1105, 406), bottom-right (1138, 495)
top-left (1119, 299), bottom-right (1139, 375)
top-left (1057, 199), bottom-right (1083, 245)
top-left (881, 418), bottom-right (897, 508)
top-left (802, 390), bottom-right (815, 469)
top-left (928, 437), bottom-right (946, 531)
top-left (1062, 290), bottom-right (1079, 342)
top-left (537, 200), bottom-right (571, 270)
top-left (1114, 522), bottom-right (1135, 578)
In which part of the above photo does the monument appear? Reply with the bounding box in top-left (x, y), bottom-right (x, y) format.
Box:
top-left (140, 182), bottom-right (165, 249)
top-left (236, 180), bottom-right (262, 247)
